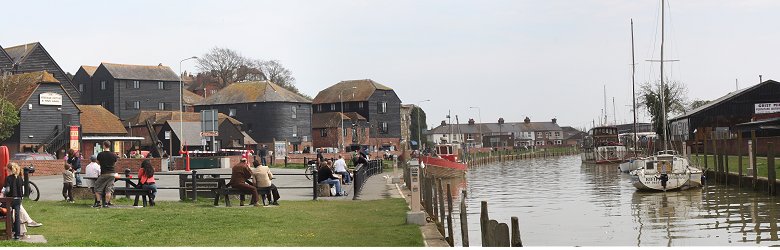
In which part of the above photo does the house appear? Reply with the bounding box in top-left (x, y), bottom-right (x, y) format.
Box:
top-left (515, 117), bottom-right (564, 148)
top-left (76, 62), bottom-right (182, 120)
top-left (77, 104), bottom-right (143, 157)
top-left (182, 89), bottom-right (204, 112)
top-left (427, 119), bottom-right (486, 148)
top-left (72, 66), bottom-right (98, 104)
top-left (313, 79), bottom-right (402, 151)
top-left (1, 42), bottom-right (81, 103)
top-left (124, 110), bottom-right (243, 156)
top-left (0, 71), bottom-right (81, 155)
top-left (561, 126), bottom-right (587, 147)
top-left (669, 80), bottom-right (780, 141)
top-left (194, 81), bottom-right (312, 153)
top-left (311, 112), bottom-right (369, 151)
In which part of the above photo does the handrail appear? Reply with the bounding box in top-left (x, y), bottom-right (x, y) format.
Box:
top-left (352, 159), bottom-right (384, 200)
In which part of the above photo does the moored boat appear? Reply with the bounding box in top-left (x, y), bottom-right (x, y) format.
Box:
top-left (580, 126), bottom-right (628, 164)
top-left (629, 151), bottom-right (702, 191)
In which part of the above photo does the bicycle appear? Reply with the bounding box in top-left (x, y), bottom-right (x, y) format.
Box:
top-left (23, 166), bottom-right (40, 201)
top-left (304, 160), bottom-right (317, 180)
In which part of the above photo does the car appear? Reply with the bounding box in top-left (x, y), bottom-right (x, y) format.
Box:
top-left (11, 153), bottom-right (57, 161)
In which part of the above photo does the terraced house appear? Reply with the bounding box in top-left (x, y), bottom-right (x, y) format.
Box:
top-left (313, 79), bottom-right (402, 152)
top-left (75, 62), bottom-right (182, 120)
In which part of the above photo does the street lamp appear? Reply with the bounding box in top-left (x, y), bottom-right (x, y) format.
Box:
top-left (468, 106), bottom-right (482, 148)
top-left (416, 99), bottom-right (431, 151)
top-left (339, 86), bottom-right (357, 152)
top-left (179, 56), bottom-right (198, 154)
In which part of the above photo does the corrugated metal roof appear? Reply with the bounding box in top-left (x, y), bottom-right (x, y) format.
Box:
top-left (166, 121), bottom-right (203, 146)
top-left (77, 105), bottom-right (127, 135)
top-left (670, 80), bottom-right (780, 121)
top-left (196, 81), bottom-right (311, 105)
top-left (101, 62), bottom-right (181, 81)
top-left (313, 79), bottom-right (393, 104)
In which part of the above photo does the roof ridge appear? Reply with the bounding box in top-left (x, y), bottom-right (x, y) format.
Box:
top-left (102, 62), bottom-right (170, 67)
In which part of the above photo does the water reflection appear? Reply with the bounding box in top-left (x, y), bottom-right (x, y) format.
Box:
top-left (449, 155), bottom-right (780, 246)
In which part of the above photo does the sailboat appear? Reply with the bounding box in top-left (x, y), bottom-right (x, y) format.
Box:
top-left (629, 0), bottom-right (703, 191)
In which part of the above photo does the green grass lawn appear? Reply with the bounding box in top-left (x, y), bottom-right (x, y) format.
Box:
top-left (1, 198), bottom-right (422, 247)
top-left (691, 155), bottom-right (775, 178)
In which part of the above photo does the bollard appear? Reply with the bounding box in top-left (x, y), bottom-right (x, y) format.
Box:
top-left (284, 156), bottom-right (288, 168)
top-left (191, 170), bottom-right (198, 201)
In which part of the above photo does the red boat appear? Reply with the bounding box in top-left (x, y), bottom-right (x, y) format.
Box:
top-left (420, 144), bottom-right (467, 173)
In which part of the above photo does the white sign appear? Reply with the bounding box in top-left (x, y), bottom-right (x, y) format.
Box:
top-left (39, 92), bottom-right (62, 106)
top-left (274, 141), bottom-right (287, 160)
top-left (164, 131), bottom-right (171, 140)
top-left (756, 103), bottom-right (780, 114)
top-left (200, 131), bottom-right (219, 137)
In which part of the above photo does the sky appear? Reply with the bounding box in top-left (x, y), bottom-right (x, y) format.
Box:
top-left (3, 0), bottom-right (780, 131)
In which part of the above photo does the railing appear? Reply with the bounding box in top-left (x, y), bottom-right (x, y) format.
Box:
top-left (352, 159), bottom-right (384, 200)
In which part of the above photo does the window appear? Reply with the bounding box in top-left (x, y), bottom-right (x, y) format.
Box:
top-left (158, 81), bottom-right (164, 90)
top-left (291, 106), bottom-right (297, 118)
top-left (555, 140), bottom-right (562, 145)
top-left (330, 104), bottom-right (336, 111)
top-left (358, 102), bottom-right (364, 109)
top-left (79, 84), bottom-right (84, 92)
top-left (343, 127), bottom-right (348, 137)
top-left (232, 139), bottom-right (241, 146)
top-left (229, 108), bottom-right (236, 117)
top-left (317, 105), bottom-right (322, 112)
top-left (292, 126), bottom-right (298, 137)
top-left (381, 122), bottom-right (388, 134)
top-left (554, 132), bottom-right (561, 137)
top-left (100, 81), bottom-right (106, 90)
top-left (133, 80), bottom-right (140, 89)
top-left (159, 102), bottom-right (166, 110)
top-left (378, 102), bottom-right (387, 113)
top-left (127, 101), bottom-right (140, 110)
top-left (320, 128), bottom-right (328, 137)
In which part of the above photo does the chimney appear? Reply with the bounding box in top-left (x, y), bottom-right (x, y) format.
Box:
top-left (498, 118), bottom-right (504, 125)
top-left (441, 120), bottom-right (447, 126)
top-left (158, 63), bottom-right (164, 66)
top-left (468, 118), bottom-right (475, 125)
top-left (524, 117), bottom-right (530, 124)
top-left (552, 118), bottom-right (557, 124)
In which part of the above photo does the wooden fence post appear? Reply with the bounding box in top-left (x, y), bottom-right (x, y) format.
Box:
top-left (494, 222), bottom-right (510, 247)
top-left (752, 130), bottom-right (758, 191)
top-left (768, 142), bottom-right (775, 196)
top-left (703, 137), bottom-right (709, 171)
top-left (480, 201), bottom-right (488, 246)
top-left (446, 184), bottom-right (454, 247)
top-left (437, 179), bottom-right (445, 235)
top-left (511, 216), bottom-right (523, 247)
top-left (738, 133), bottom-right (743, 188)
top-left (713, 138), bottom-right (720, 183)
top-left (460, 189), bottom-right (469, 247)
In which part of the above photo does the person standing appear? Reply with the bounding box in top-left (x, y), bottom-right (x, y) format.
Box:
top-left (84, 156), bottom-right (101, 207)
top-left (259, 145), bottom-right (268, 166)
top-left (138, 159), bottom-right (157, 206)
top-left (62, 163), bottom-right (75, 202)
top-left (316, 148), bottom-right (325, 166)
top-left (333, 155), bottom-right (351, 184)
top-left (252, 159), bottom-right (280, 205)
top-left (228, 158), bottom-right (259, 206)
top-left (3, 163), bottom-right (24, 240)
top-left (66, 149), bottom-right (82, 187)
top-left (94, 141), bottom-right (118, 208)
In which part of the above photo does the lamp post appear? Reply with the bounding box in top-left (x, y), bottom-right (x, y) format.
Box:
top-left (468, 106), bottom-right (482, 148)
top-left (416, 99), bottom-right (431, 151)
top-left (339, 86), bottom-right (357, 152)
top-left (179, 56), bottom-right (198, 155)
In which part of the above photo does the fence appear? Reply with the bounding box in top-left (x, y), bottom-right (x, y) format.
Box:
top-left (465, 146), bottom-right (579, 168)
top-left (690, 135), bottom-right (778, 196)
top-left (352, 159), bottom-right (384, 200)
top-left (418, 168), bottom-right (522, 247)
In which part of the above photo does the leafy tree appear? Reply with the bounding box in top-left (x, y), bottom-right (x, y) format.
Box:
top-left (690, 99), bottom-right (709, 110)
top-left (0, 98), bottom-right (19, 142)
top-left (409, 106), bottom-right (428, 150)
top-left (639, 80), bottom-right (688, 142)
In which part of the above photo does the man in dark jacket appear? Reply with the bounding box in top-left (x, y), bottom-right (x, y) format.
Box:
top-left (229, 158), bottom-right (259, 206)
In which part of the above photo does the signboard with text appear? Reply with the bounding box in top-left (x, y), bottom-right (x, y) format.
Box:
top-left (39, 92), bottom-right (62, 106)
top-left (755, 103), bottom-right (780, 114)
top-left (69, 126), bottom-right (80, 151)
top-left (274, 141), bottom-right (287, 160)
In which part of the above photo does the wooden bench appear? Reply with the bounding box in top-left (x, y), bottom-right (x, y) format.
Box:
top-left (0, 197), bottom-right (12, 240)
top-left (113, 187), bottom-right (153, 207)
top-left (212, 179), bottom-right (272, 207)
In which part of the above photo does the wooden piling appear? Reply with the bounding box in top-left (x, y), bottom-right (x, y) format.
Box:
top-left (752, 130), bottom-right (758, 191)
top-left (703, 137), bottom-right (709, 170)
top-left (768, 142), bottom-right (775, 196)
top-left (446, 184), bottom-right (454, 247)
top-left (437, 179), bottom-right (446, 234)
top-left (480, 201), bottom-right (488, 246)
top-left (460, 190), bottom-right (469, 247)
top-left (494, 222), bottom-right (511, 247)
top-left (713, 138), bottom-right (720, 183)
top-left (738, 133), bottom-right (743, 188)
top-left (511, 216), bottom-right (523, 247)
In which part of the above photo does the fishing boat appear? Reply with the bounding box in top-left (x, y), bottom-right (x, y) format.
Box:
top-left (580, 126), bottom-right (628, 164)
top-left (417, 143), bottom-right (467, 178)
top-left (629, 0), bottom-right (703, 191)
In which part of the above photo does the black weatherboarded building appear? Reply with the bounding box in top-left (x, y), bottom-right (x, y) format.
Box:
top-left (0, 42), bottom-right (81, 103)
top-left (75, 63), bottom-right (181, 121)
top-left (313, 79), bottom-right (402, 151)
top-left (194, 81), bottom-right (312, 152)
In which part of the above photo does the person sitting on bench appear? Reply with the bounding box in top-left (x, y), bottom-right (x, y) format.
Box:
top-left (318, 161), bottom-right (345, 196)
top-left (229, 158), bottom-right (260, 206)
top-left (138, 159), bottom-right (157, 206)
top-left (252, 159), bottom-right (280, 205)
top-left (333, 155), bottom-right (351, 184)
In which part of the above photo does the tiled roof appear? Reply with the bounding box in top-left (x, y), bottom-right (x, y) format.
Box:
top-left (183, 89), bottom-right (204, 105)
top-left (77, 105), bottom-right (127, 135)
top-left (0, 44), bottom-right (13, 70)
top-left (428, 124), bottom-right (488, 134)
top-left (125, 110), bottom-right (242, 127)
top-left (3, 42), bottom-right (38, 64)
top-left (313, 79), bottom-right (393, 104)
top-left (196, 81), bottom-right (311, 105)
top-left (242, 131), bottom-right (257, 145)
top-left (80, 65), bottom-right (98, 77)
top-left (311, 112), bottom-right (366, 129)
top-left (101, 62), bottom-right (180, 81)
top-left (670, 80), bottom-right (780, 121)
top-left (1, 71), bottom-right (60, 110)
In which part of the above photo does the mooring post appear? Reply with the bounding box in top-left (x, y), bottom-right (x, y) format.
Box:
top-left (480, 201), bottom-right (488, 247)
top-left (446, 184), bottom-right (454, 247)
top-left (437, 179), bottom-right (446, 232)
top-left (511, 216), bottom-right (523, 247)
top-left (738, 133), bottom-right (743, 188)
top-left (752, 130), bottom-right (758, 191)
top-left (460, 189), bottom-right (469, 247)
top-left (713, 138), bottom-right (720, 183)
top-left (768, 142), bottom-right (775, 196)
top-left (703, 137), bottom-right (709, 172)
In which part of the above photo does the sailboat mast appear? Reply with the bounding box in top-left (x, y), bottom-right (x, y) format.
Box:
top-left (603, 85), bottom-right (608, 125)
top-left (660, 0), bottom-right (668, 151)
top-left (631, 19), bottom-right (638, 157)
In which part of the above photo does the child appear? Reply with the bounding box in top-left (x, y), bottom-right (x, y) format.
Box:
top-left (62, 163), bottom-right (75, 202)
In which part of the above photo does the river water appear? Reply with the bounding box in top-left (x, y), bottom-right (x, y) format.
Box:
top-left (449, 155), bottom-right (780, 246)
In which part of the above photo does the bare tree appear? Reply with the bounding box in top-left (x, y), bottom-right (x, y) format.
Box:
top-left (196, 47), bottom-right (246, 88)
top-left (259, 60), bottom-right (298, 92)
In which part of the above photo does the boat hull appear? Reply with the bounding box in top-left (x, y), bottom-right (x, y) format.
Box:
top-left (580, 145), bottom-right (627, 164)
top-left (629, 154), bottom-right (703, 191)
